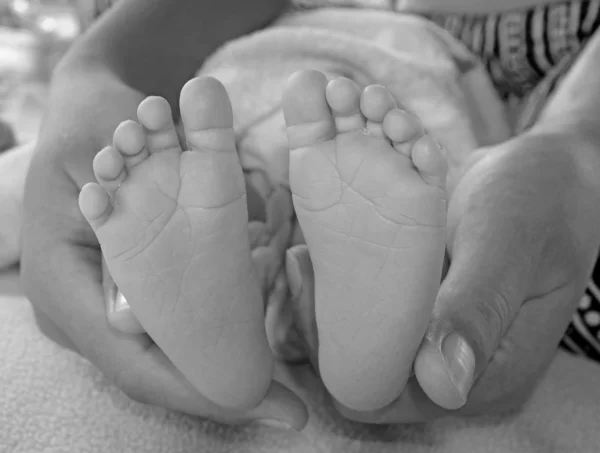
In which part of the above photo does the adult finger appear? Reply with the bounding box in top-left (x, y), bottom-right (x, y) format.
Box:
top-left (410, 151), bottom-right (555, 410)
top-left (334, 280), bottom-right (583, 423)
top-left (414, 221), bottom-right (537, 409)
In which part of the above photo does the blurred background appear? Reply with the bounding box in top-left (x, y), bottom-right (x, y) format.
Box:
top-left (0, 0), bottom-right (81, 147)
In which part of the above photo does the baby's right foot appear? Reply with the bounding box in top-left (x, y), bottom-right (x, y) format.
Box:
top-left (283, 71), bottom-right (447, 411)
top-left (78, 77), bottom-right (273, 410)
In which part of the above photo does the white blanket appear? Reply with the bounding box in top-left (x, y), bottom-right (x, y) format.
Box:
top-left (1, 269), bottom-right (600, 452)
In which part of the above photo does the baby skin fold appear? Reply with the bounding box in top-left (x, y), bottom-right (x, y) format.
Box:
top-left (81, 71), bottom-right (447, 413)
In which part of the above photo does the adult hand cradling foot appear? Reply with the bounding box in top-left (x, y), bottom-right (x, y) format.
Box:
top-left (287, 34), bottom-right (600, 422)
top-left (333, 130), bottom-right (600, 422)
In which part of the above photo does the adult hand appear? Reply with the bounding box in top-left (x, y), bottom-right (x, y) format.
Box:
top-left (19, 71), bottom-right (307, 430)
top-left (302, 129), bottom-right (600, 422)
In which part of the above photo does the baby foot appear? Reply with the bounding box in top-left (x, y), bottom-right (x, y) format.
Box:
top-left (282, 71), bottom-right (447, 411)
top-left (78, 77), bottom-right (273, 410)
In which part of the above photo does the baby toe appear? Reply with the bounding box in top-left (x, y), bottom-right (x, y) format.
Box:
top-left (325, 77), bottom-right (365, 133)
top-left (79, 182), bottom-right (112, 229)
top-left (382, 108), bottom-right (423, 155)
top-left (412, 135), bottom-right (447, 189)
top-left (283, 70), bottom-right (336, 150)
top-left (179, 76), bottom-right (237, 153)
top-left (113, 120), bottom-right (149, 168)
top-left (137, 96), bottom-right (181, 154)
top-left (93, 146), bottom-right (126, 194)
top-left (360, 85), bottom-right (396, 137)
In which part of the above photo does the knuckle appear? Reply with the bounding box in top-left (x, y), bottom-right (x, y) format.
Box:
top-left (450, 287), bottom-right (515, 362)
top-left (473, 289), bottom-right (512, 338)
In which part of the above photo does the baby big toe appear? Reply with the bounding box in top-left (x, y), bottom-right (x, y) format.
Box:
top-left (283, 70), bottom-right (336, 150)
top-left (179, 76), bottom-right (237, 153)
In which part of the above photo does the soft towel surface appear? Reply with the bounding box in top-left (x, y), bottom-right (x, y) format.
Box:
top-left (2, 269), bottom-right (600, 452)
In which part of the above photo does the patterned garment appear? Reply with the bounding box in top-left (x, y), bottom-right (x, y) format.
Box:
top-left (84, 0), bottom-right (600, 363)
top-left (294, 0), bottom-right (600, 96)
top-left (427, 0), bottom-right (600, 100)
top-left (561, 257), bottom-right (600, 361)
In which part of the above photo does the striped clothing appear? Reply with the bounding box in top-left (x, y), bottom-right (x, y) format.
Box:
top-left (293, 0), bottom-right (600, 99)
top-left (562, 258), bottom-right (600, 361)
top-left (427, 0), bottom-right (600, 100)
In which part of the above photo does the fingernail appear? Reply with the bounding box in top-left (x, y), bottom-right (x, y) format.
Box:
top-left (113, 291), bottom-right (130, 312)
top-left (107, 291), bottom-right (146, 334)
top-left (441, 332), bottom-right (476, 403)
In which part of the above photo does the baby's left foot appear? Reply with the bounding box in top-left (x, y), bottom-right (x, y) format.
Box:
top-left (283, 71), bottom-right (447, 411)
top-left (78, 77), bottom-right (273, 410)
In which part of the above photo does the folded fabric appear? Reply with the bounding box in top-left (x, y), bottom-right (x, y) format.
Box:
top-left (202, 8), bottom-right (510, 192)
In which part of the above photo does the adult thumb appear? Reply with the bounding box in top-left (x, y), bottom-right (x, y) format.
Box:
top-left (413, 238), bottom-right (533, 411)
